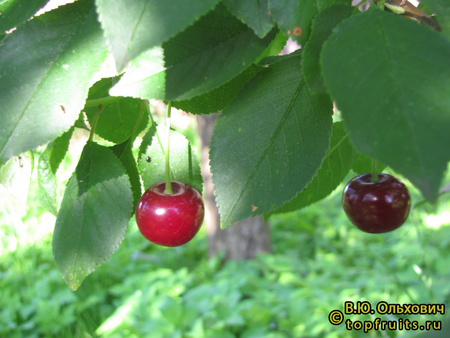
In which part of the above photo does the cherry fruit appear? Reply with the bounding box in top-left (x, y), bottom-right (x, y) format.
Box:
top-left (342, 173), bottom-right (411, 234)
top-left (136, 181), bottom-right (204, 247)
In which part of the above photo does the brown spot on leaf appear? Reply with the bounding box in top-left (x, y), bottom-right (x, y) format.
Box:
top-left (288, 26), bottom-right (302, 36)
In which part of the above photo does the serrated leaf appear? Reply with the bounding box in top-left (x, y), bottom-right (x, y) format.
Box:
top-left (0, 0), bottom-right (49, 32)
top-left (420, 0), bottom-right (450, 36)
top-left (172, 30), bottom-right (287, 115)
top-left (37, 127), bottom-right (74, 215)
top-left (321, 9), bottom-right (450, 202)
top-left (109, 46), bottom-right (166, 101)
top-left (110, 140), bottom-right (142, 212)
top-left (223, 0), bottom-right (274, 38)
top-left (210, 51), bottom-right (333, 227)
top-left (53, 142), bottom-right (133, 291)
top-left (302, 4), bottom-right (353, 93)
top-left (138, 126), bottom-right (203, 194)
top-left (0, 152), bottom-right (33, 212)
top-left (49, 126), bottom-right (74, 173)
top-left (110, 4), bottom-right (278, 101)
top-left (268, 122), bottom-right (355, 215)
top-left (0, 0), bottom-right (108, 165)
top-left (172, 65), bottom-right (262, 115)
top-left (96, 0), bottom-right (220, 71)
top-left (268, 0), bottom-right (317, 45)
top-left (138, 123), bottom-right (157, 161)
top-left (74, 110), bottom-right (90, 130)
top-left (84, 77), bottom-right (148, 144)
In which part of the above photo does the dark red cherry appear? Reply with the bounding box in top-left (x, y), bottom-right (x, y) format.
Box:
top-left (342, 173), bottom-right (411, 234)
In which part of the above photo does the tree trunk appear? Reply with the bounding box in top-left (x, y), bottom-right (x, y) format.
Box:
top-left (197, 113), bottom-right (271, 260)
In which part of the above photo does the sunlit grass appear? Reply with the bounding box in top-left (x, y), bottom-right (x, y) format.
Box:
top-left (2, 185), bottom-right (449, 337)
top-left (1, 121), bottom-right (449, 337)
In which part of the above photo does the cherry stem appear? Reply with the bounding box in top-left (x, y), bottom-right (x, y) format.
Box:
top-left (163, 102), bottom-right (173, 194)
top-left (371, 160), bottom-right (380, 183)
top-left (88, 104), bottom-right (103, 142)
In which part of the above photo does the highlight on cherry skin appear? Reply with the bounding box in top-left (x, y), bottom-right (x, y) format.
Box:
top-left (135, 181), bottom-right (205, 247)
top-left (342, 173), bottom-right (411, 234)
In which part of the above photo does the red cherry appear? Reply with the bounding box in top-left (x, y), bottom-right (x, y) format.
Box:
top-left (135, 181), bottom-right (204, 247)
top-left (342, 173), bottom-right (411, 234)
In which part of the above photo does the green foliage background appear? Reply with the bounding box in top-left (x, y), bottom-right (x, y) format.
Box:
top-left (1, 141), bottom-right (449, 336)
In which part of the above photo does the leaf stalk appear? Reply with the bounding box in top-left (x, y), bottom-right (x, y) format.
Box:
top-left (84, 96), bottom-right (120, 108)
top-left (88, 105), bottom-right (103, 142)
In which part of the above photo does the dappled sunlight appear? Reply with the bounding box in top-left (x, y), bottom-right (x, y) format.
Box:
top-left (2, 147), bottom-right (448, 337)
top-left (0, 199), bottom-right (55, 256)
top-left (95, 290), bottom-right (142, 335)
top-left (424, 212), bottom-right (450, 229)
top-left (35, 0), bottom-right (77, 16)
top-left (1, 176), bottom-right (450, 336)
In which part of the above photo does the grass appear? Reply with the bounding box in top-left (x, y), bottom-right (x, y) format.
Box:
top-left (1, 143), bottom-right (449, 337)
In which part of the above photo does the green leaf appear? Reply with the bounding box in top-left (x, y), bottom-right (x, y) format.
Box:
top-left (96, 0), bottom-right (220, 71)
top-left (37, 127), bottom-right (74, 215)
top-left (223, 0), bottom-right (274, 38)
top-left (110, 140), bottom-right (142, 212)
top-left (110, 4), bottom-right (278, 101)
top-left (37, 152), bottom-right (58, 216)
top-left (268, 0), bottom-right (317, 45)
top-left (301, 4), bottom-right (353, 93)
top-left (420, 0), bottom-right (450, 36)
top-left (138, 123), bottom-right (157, 161)
top-left (268, 122), bottom-right (355, 215)
top-left (316, 0), bottom-right (350, 11)
top-left (74, 109), bottom-right (90, 131)
top-left (48, 126), bottom-right (74, 174)
top-left (172, 65), bottom-right (262, 115)
top-left (352, 154), bottom-right (386, 176)
top-left (109, 46), bottom-right (166, 101)
top-left (210, 51), bottom-right (333, 227)
top-left (53, 142), bottom-right (133, 291)
top-left (321, 9), bottom-right (450, 202)
top-left (0, 0), bottom-right (49, 32)
top-left (172, 30), bottom-right (287, 114)
top-left (84, 77), bottom-right (148, 144)
top-left (0, 0), bottom-right (108, 165)
top-left (138, 126), bottom-right (203, 194)
top-left (0, 152), bottom-right (33, 212)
